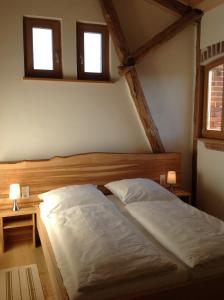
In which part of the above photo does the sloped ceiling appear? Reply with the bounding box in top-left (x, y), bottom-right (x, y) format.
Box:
top-left (146, 0), bottom-right (224, 12)
top-left (181, 0), bottom-right (224, 11)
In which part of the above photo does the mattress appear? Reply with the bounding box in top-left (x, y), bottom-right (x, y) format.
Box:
top-left (39, 197), bottom-right (188, 300)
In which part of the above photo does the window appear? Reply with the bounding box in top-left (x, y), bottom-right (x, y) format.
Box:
top-left (76, 22), bottom-right (109, 81)
top-left (202, 57), bottom-right (224, 140)
top-left (23, 17), bottom-right (62, 78)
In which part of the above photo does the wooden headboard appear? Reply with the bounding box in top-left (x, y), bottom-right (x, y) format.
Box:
top-left (0, 152), bottom-right (181, 199)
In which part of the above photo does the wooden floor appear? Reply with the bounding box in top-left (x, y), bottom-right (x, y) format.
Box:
top-left (0, 241), bottom-right (54, 300)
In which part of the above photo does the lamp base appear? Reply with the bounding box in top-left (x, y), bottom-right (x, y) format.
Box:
top-left (169, 185), bottom-right (175, 193)
top-left (12, 199), bottom-right (19, 211)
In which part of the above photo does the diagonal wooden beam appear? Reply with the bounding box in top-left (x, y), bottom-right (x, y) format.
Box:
top-left (131, 8), bottom-right (203, 64)
top-left (125, 67), bottom-right (165, 153)
top-left (118, 65), bottom-right (135, 76)
top-left (99, 0), bottom-right (131, 65)
top-left (151, 0), bottom-right (191, 16)
top-left (99, 0), bottom-right (165, 153)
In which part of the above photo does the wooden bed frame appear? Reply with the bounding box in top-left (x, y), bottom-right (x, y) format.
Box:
top-left (0, 152), bottom-right (181, 199)
top-left (0, 152), bottom-right (224, 299)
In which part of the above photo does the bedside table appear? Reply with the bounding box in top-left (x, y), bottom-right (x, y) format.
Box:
top-left (172, 188), bottom-right (192, 205)
top-left (0, 206), bottom-right (38, 253)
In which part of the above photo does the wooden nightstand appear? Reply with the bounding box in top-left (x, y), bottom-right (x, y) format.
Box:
top-left (172, 188), bottom-right (192, 205)
top-left (0, 206), bottom-right (38, 253)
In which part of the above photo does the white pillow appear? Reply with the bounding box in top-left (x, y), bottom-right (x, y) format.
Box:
top-left (105, 178), bottom-right (177, 204)
top-left (38, 184), bottom-right (108, 215)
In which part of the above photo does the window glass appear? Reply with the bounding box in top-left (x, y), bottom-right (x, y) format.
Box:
top-left (32, 28), bottom-right (53, 70)
top-left (84, 32), bottom-right (102, 73)
top-left (76, 22), bottom-right (109, 81)
top-left (23, 17), bottom-right (62, 78)
top-left (207, 64), bottom-right (223, 131)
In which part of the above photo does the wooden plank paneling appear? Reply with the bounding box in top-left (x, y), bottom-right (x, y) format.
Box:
top-left (0, 153), bottom-right (181, 198)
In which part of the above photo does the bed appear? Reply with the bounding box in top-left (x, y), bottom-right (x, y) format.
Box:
top-left (105, 178), bottom-right (224, 279)
top-left (38, 190), bottom-right (187, 300)
top-left (0, 152), bottom-right (224, 300)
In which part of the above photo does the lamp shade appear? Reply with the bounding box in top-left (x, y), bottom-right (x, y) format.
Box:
top-left (167, 171), bottom-right (176, 185)
top-left (9, 184), bottom-right (21, 200)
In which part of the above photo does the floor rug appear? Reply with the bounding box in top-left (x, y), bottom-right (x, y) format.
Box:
top-left (0, 264), bottom-right (44, 300)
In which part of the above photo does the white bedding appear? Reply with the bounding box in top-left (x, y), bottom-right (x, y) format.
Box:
top-left (39, 198), bottom-right (182, 299)
top-left (126, 198), bottom-right (224, 275)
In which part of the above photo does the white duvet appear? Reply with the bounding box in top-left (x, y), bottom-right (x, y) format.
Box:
top-left (127, 198), bottom-right (224, 269)
top-left (43, 201), bottom-right (177, 295)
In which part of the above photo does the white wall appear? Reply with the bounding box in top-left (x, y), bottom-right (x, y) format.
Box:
top-left (0, 0), bottom-right (149, 161)
top-left (115, 0), bottom-right (195, 188)
top-left (197, 4), bottom-right (224, 220)
top-left (197, 141), bottom-right (224, 219)
top-left (201, 3), bottom-right (224, 49)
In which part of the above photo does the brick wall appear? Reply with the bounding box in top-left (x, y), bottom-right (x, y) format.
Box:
top-left (208, 65), bottom-right (223, 130)
top-left (201, 41), bottom-right (224, 63)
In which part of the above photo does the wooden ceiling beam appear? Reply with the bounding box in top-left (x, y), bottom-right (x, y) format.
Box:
top-left (125, 68), bottom-right (165, 153)
top-left (152, 0), bottom-right (192, 16)
top-left (118, 65), bottom-right (135, 76)
top-left (131, 8), bottom-right (203, 64)
top-left (99, 0), bottom-right (131, 66)
top-left (99, 0), bottom-right (165, 153)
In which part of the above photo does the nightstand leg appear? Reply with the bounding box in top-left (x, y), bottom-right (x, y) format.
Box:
top-left (0, 217), bottom-right (4, 253)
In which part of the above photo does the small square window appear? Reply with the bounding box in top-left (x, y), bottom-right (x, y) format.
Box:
top-left (77, 22), bottom-right (109, 81)
top-left (23, 17), bottom-right (62, 78)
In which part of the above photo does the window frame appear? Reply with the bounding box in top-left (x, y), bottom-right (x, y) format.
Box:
top-left (76, 22), bottom-right (109, 81)
top-left (23, 17), bottom-right (62, 79)
top-left (202, 56), bottom-right (224, 140)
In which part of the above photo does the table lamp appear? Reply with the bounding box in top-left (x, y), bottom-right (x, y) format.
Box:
top-left (9, 183), bottom-right (21, 211)
top-left (167, 171), bottom-right (176, 192)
